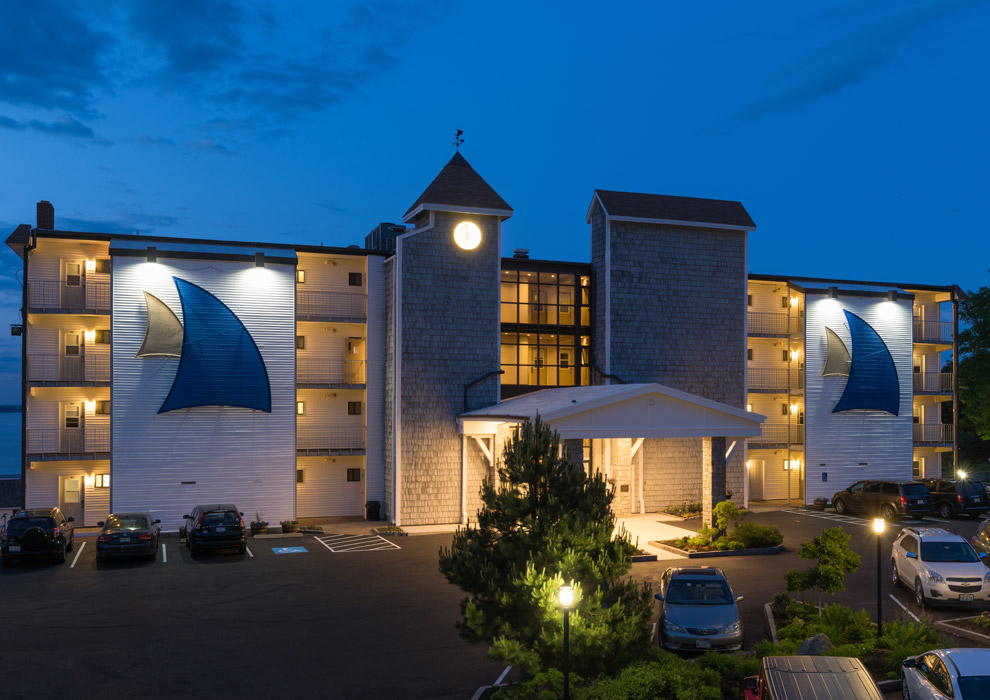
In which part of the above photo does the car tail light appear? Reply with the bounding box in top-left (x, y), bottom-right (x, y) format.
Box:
top-left (900, 496), bottom-right (906, 505)
top-left (52, 527), bottom-right (61, 538)
top-left (958, 494), bottom-right (965, 504)
top-left (98, 535), bottom-right (111, 543)
top-left (195, 512), bottom-right (205, 530)
top-left (138, 533), bottom-right (152, 541)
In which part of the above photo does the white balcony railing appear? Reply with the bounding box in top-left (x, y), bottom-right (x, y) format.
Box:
top-left (913, 424), bottom-right (954, 445)
top-left (913, 320), bottom-right (953, 344)
top-left (28, 355), bottom-right (110, 382)
top-left (749, 423), bottom-right (804, 446)
top-left (26, 427), bottom-right (110, 455)
top-left (748, 368), bottom-right (804, 392)
top-left (297, 359), bottom-right (366, 385)
top-left (28, 281), bottom-right (110, 311)
top-left (296, 291), bottom-right (366, 319)
top-left (913, 372), bottom-right (953, 394)
top-left (296, 426), bottom-right (365, 452)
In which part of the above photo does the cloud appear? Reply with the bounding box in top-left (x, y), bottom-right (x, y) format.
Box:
top-left (0, 113), bottom-right (105, 141)
top-left (723, 0), bottom-right (988, 127)
top-left (128, 133), bottom-right (177, 147)
top-left (186, 139), bottom-right (238, 157)
top-left (60, 211), bottom-right (180, 235)
top-left (0, 1), bottom-right (112, 118)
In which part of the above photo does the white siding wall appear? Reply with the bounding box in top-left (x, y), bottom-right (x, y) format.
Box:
top-left (295, 456), bottom-right (364, 517)
top-left (805, 293), bottom-right (913, 503)
top-left (296, 252), bottom-right (366, 293)
top-left (84, 477), bottom-right (111, 525)
top-left (365, 255), bottom-right (385, 504)
top-left (111, 255), bottom-right (297, 532)
top-left (296, 321), bottom-right (363, 358)
top-left (29, 239), bottom-right (110, 282)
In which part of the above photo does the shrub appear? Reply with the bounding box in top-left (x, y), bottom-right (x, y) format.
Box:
top-left (771, 592), bottom-right (791, 617)
top-left (713, 500), bottom-right (748, 534)
top-left (878, 618), bottom-right (939, 673)
top-left (731, 522), bottom-right (783, 549)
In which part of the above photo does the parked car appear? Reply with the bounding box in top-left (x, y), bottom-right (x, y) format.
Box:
top-left (971, 519), bottom-right (990, 561)
top-left (0, 508), bottom-right (75, 567)
top-left (891, 526), bottom-right (990, 607)
top-left (96, 512), bottom-right (161, 562)
top-left (831, 480), bottom-right (933, 520)
top-left (902, 648), bottom-right (990, 700)
top-left (183, 504), bottom-right (246, 557)
top-left (744, 655), bottom-right (883, 700)
top-left (921, 478), bottom-right (988, 519)
top-left (655, 566), bottom-right (743, 652)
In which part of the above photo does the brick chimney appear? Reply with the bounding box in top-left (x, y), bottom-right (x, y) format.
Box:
top-left (36, 200), bottom-right (54, 230)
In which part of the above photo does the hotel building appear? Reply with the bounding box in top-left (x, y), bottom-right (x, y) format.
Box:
top-left (5, 154), bottom-right (962, 530)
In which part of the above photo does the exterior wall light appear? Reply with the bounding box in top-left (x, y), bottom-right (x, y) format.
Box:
top-left (746, 403), bottom-right (752, 412)
top-left (453, 221), bottom-right (482, 250)
top-left (85, 259), bottom-right (96, 273)
top-left (790, 350), bottom-right (800, 362)
top-left (146, 246), bottom-right (157, 263)
top-left (788, 459), bottom-right (800, 470)
top-left (827, 286), bottom-right (838, 299)
top-left (84, 329), bottom-right (96, 343)
top-left (790, 296), bottom-right (799, 307)
top-left (887, 290), bottom-right (898, 302)
top-left (255, 252), bottom-right (265, 267)
top-left (84, 474), bottom-right (95, 487)
top-left (84, 399), bottom-right (96, 413)
top-left (790, 403), bottom-right (799, 414)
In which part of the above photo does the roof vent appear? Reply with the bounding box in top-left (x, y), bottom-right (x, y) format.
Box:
top-left (36, 200), bottom-right (54, 230)
top-left (512, 248), bottom-right (529, 259)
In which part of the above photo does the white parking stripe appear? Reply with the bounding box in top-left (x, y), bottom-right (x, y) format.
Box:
top-left (315, 533), bottom-right (401, 552)
top-left (69, 541), bottom-right (86, 569)
top-left (161, 543), bottom-right (167, 563)
top-left (888, 594), bottom-right (921, 623)
top-left (246, 546), bottom-right (254, 558)
top-left (494, 666), bottom-right (511, 685)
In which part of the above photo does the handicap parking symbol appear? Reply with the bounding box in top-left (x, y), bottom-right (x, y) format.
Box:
top-left (273, 546), bottom-right (308, 554)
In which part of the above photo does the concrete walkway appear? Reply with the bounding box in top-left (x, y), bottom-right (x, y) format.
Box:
top-left (616, 513), bottom-right (701, 558)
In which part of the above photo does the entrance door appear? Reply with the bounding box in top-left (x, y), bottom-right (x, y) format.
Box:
top-left (61, 402), bottom-right (83, 453)
top-left (62, 331), bottom-right (83, 381)
top-left (748, 460), bottom-right (765, 500)
top-left (59, 475), bottom-right (84, 523)
top-left (63, 261), bottom-right (83, 307)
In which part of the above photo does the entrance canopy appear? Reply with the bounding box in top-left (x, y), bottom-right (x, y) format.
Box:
top-left (459, 383), bottom-right (765, 439)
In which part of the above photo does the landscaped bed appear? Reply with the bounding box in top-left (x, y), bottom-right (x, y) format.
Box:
top-left (655, 501), bottom-right (784, 556)
top-left (935, 611), bottom-right (990, 645)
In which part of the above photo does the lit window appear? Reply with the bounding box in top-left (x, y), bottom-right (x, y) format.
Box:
top-left (95, 400), bottom-right (111, 415)
top-left (96, 330), bottom-right (111, 344)
top-left (95, 474), bottom-right (111, 488)
top-left (95, 259), bottom-right (111, 274)
top-left (296, 269), bottom-right (305, 283)
top-left (297, 402), bottom-right (305, 415)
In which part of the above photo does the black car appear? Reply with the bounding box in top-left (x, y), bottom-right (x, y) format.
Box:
top-left (183, 504), bottom-right (246, 557)
top-left (922, 478), bottom-right (988, 519)
top-left (96, 512), bottom-right (161, 562)
top-left (1, 508), bottom-right (75, 567)
top-left (831, 480), bottom-right (933, 520)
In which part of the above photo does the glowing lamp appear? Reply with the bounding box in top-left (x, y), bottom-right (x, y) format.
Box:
top-left (790, 350), bottom-right (800, 361)
top-left (559, 584), bottom-right (574, 608)
top-left (790, 403), bottom-right (799, 414)
top-left (873, 518), bottom-right (885, 535)
top-left (790, 296), bottom-right (799, 307)
top-left (84, 399), bottom-right (96, 413)
top-left (958, 470), bottom-right (967, 480)
top-left (85, 259), bottom-right (96, 273)
top-left (84, 329), bottom-right (96, 343)
top-left (746, 404), bottom-right (752, 412)
top-left (453, 221), bottom-right (482, 250)
top-left (83, 474), bottom-right (95, 487)
top-left (789, 459), bottom-right (800, 471)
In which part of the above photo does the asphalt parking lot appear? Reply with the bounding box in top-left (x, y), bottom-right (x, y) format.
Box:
top-left (0, 532), bottom-right (504, 700)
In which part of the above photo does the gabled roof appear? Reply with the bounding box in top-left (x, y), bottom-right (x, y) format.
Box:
top-left (403, 152), bottom-right (513, 223)
top-left (587, 190), bottom-right (755, 231)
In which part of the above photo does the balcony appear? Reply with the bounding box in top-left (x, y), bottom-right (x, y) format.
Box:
top-left (28, 281), bottom-right (110, 312)
top-left (748, 368), bottom-right (804, 393)
top-left (26, 427), bottom-right (110, 459)
top-left (913, 372), bottom-right (953, 395)
top-left (749, 423), bottom-right (804, 447)
top-left (296, 426), bottom-right (365, 455)
top-left (28, 355), bottom-right (110, 384)
top-left (913, 424), bottom-right (954, 446)
top-left (748, 312), bottom-right (801, 337)
top-left (913, 320), bottom-right (953, 345)
top-left (297, 359), bottom-right (366, 387)
top-left (297, 291), bottom-right (366, 321)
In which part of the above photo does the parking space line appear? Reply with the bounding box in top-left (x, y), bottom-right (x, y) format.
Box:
top-left (315, 533), bottom-right (401, 552)
top-left (246, 546), bottom-right (254, 558)
top-left (495, 666), bottom-right (511, 685)
top-left (888, 594), bottom-right (921, 623)
top-left (161, 543), bottom-right (167, 563)
top-left (69, 541), bottom-right (86, 569)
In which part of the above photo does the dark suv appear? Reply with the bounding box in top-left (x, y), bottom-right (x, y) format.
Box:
top-left (1, 508), bottom-right (75, 567)
top-left (922, 478), bottom-right (988, 519)
top-left (831, 480), bottom-right (933, 520)
top-left (183, 504), bottom-right (246, 557)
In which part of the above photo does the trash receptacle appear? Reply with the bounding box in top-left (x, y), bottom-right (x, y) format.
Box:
top-left (365, 500), bottom-right (381, 521)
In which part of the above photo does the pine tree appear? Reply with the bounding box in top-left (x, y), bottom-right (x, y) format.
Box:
top-left (438, 416), bottom-right (654, 677)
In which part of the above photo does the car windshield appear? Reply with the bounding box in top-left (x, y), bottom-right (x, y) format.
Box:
top-left (921, 541), bottom-right (980, 563)
top-left (958, 676), bottom-right (990, 699)
top-left (901, 484), bottom-right (928, 496)
top-left (665, 579), bottom-right (733, 605)
top-left (958, 480), bottom-right (985, 496)
top-left (204, 511), bottom-right (239, 526)
top-left (106, 516), bottom-right (147, 530)
top-left (7, 517), bottom-right (55, 534)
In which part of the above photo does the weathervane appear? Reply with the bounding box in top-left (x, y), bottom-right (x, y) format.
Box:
top-left (453, 129), bottom-right (464, 151)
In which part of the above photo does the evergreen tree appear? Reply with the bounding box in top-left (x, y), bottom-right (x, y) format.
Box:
top-left (784, 526), bottom-right (861, 612)
top-left (438, 417), bottom-right (654, 677)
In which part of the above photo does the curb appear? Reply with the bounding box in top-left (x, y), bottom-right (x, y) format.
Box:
top-left (877, 679), bottom-right (903, 693)
top-left (763, 602), bottom-right (779, 644)
top-left (651, 542), bottom-right (785, 558)
top-left (371, 528), bottom-right (408, 537)
top-left (252, 532), bottom-right (304, 540)
top-left (935, 617), bottom-right (990, 645)
top-left (631, 553), bottom-right (658, 562)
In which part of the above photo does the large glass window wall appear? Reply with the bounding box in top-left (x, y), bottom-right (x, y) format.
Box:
top-left (500, 264), bottom-right (592, 398)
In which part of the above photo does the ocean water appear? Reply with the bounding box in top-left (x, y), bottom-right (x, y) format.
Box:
top-left (0, 412), bottom-right (21, 476)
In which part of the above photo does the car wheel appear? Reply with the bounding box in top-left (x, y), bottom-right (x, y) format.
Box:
top-left (914, 579), bottom-right (926, 608)
top-left (938, 502), bottom-right (953, 519)
top-left (238, 546), bottom-right (247, 555)
top-left (55, 546), bottom-right (66, 564)
top-left (834, 499), bottom-right (847, 515)
top-left (902, 675), bottom-right (912, 700)
top-left (190, 541), bottom-right (200, 558)
top-left (882, 504), bottom-right (896, 521)
top-left (1, 555), bottom-right (10, 568)
top-left (891, 560), bottom-right (903, 588)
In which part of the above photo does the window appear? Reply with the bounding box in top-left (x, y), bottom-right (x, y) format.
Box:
top-left (296, 335), bottom-right (306, 350)
top-left (95, 259), bottom-right (111, 274)
top-left (95, 400), bottom-right (110, 415)
top-left (95, 473), bottom-right (110, 488)
top-left (798, 411), bottom-right (805, 425)
top-left (781, 297), bottom-right (788, 308)
top-left (882, 482), bottom-right (899, 495)
top-left (912, 460), bottom-right (922, 478)
top-left (296, 402), bottom-right (305, 415)
top-left (64, 333), bottom-right (80, 356)
top-left (96, 330), bottom-right (110, 344)
top-left (296, 469), bottom-right (304, 484)
top-left (348, 272), bottom-right (362, 286)
top-left (65, 262), bottom-right (81, 286)
top-left (782, 349), bottom-right (789, 362)
top-left (747, 294), bottom-right (753, 307)
top-left (559, 351), bottom-right (570, 368)
top-left (781, 404), bottom-right (788, 416)
top-left (296, 269), bottom-right (305, 283)
top-left (347, 401), bottom-right (362, 415)
top-left (64, 405), bottom-right (80, 429)
top-left (346, 468), bottom-right (361, 482)
top-left (849, 482), bottom-right (864, 494)
top-left (747, 348), bottom-right (753, 361)
top-left (864, 482), bottom-right (881, 494)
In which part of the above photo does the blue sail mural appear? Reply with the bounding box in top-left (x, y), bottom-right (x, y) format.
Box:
top-left (831, 310), bottom-right (899, 415)
top-left (157, 277), bottom-right (271, 413)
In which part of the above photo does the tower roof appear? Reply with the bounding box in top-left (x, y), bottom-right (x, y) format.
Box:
top-left (588, 190), bottom-right (755, 230)
top-left (403, 152), bottom-right (513, 223)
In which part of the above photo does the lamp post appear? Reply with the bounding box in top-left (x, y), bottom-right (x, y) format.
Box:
top-left (873, 518), bottom-right (885, 637)
top-left (559, 584), bottom-right (573, 700)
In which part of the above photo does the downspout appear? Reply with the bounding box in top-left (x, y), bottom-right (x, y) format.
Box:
top-left (461, 434), bottom-right (467, 526)
top-left (20, 231), bottom-right (37, 509)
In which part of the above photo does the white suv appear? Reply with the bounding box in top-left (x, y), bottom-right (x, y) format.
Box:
top-left (891, 526), bottom-right (990, 607)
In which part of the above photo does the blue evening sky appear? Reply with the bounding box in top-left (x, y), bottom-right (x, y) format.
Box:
top-left (1, 0), bottom-right (988, 403)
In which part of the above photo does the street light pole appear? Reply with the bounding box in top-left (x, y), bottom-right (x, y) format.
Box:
top-left (873, 518), bottom-right (885, 638)
top-left (559, 584), bottom-right (573, 700)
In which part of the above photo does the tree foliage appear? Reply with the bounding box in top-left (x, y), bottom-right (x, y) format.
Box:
top-left (438, 417), bottom-right (654, 677)
top-left (959, 282), bottom-right (990, 443)
top-left (783, 527), bottom-right (860, 612)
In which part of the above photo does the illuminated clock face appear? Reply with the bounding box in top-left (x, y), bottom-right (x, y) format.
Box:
top-left (453, 221), bottom-right (482, 250)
